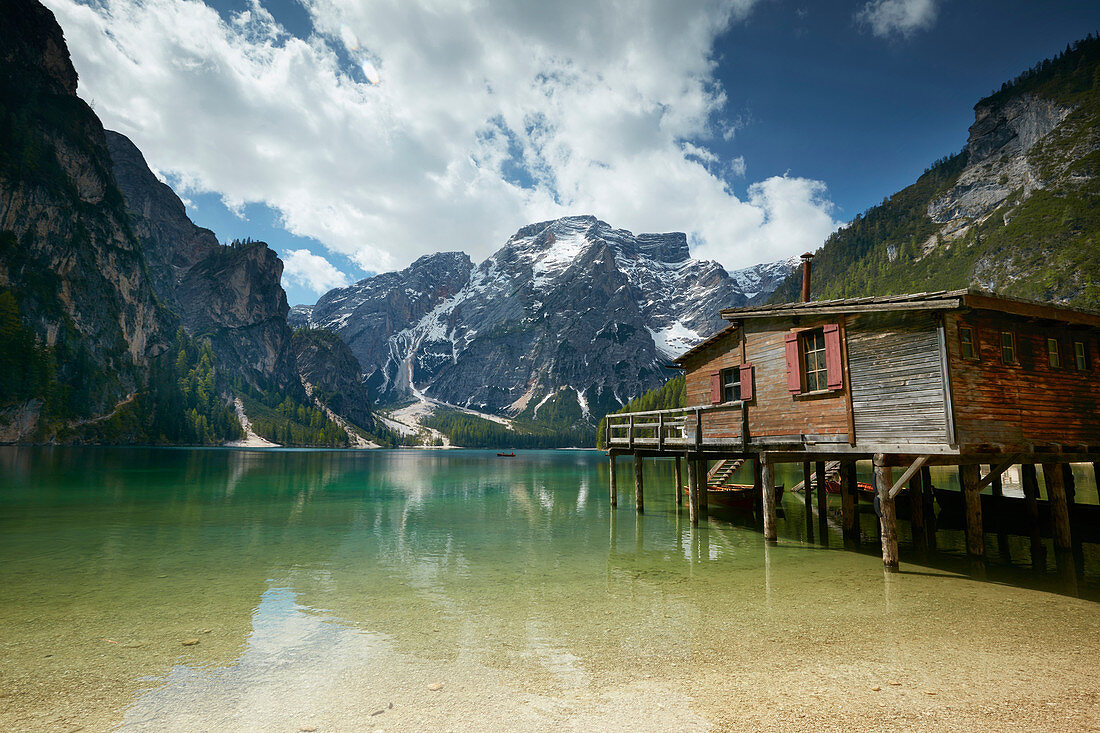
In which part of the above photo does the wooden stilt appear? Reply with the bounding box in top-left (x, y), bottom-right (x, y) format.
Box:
top-left (686, 456), bottom-right (699, 526)
top-left (697, 459), bottom-right (708, 517)
top-left (1042, 463), bottom-right (1072, 554)
top-left (990, 468), bottom-right (1010, 560)
top-left (608, 453), bottom-right (617, 508)
top-left (802, 461), bottom-right (813, 540)
top-left (761, 456), bottom-right (777, 543)
top-left (752, 458), bottom-right (763, 515)
top-left (815, 460), bottom-right (828, 542)
top-left (633, 453), bottom-right (644, 514)
top-left (920, 466), bottom-right (936, 550)
top-left (840, 459), bottom-right (858, 546)
top-left (1021, 464), bottom-right (1046, 568)
top-left (674, 456), bottom-right (683, 507)
top-left (959, 464), bottom-right (984, 560)
top-left (908, 469), bottom-right (926, 553)
top-left (874, 454), bottom-right (898, 571)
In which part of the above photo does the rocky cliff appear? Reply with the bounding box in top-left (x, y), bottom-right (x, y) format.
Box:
top-left (770, 35), bottom-right (1100, 307)
top-left (304, 216), bottom-right (793, 429)
top-left (291, 328), bottom-right (374, 431)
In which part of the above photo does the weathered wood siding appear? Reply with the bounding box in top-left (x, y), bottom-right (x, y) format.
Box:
top-left (683, 316), bottom-right (850, 443)
top-left (946, 310), bottom-right (1100, 450)
top-left (846, 312), bottom-right (949, 445)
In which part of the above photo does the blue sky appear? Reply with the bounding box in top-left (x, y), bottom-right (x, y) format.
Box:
top-left (47, 0), bottom-right (1100, 306)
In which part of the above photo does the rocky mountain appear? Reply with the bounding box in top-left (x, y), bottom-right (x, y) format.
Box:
top-left (771, 35), bottom-right (1100, 307)
top-left (302, 216), bottom-right (793, 432)
top-left (291, 328), bottom-right (374, 432)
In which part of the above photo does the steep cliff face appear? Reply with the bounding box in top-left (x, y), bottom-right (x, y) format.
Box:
top-left (105, 131), bottom-right (301, 394)
top-left (770, 35), bottom-right (1100, 307)
top-left (306, 216), bottom-right (792, 427)
top-left (0, 0), bottom-right (174, 429)
top-left (291, 328), bottom-right (374, 431)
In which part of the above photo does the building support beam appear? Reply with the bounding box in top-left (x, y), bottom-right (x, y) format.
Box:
top-left (959, 463), bottom-right (984, 560)
top-left (674, 456), bottom-right (683, 507)
top-left (686, 456), bottom-right (699, 527)
top-left (1042, 463), bottom-right (1072, 554)
top-left (697, 458), bottom-right (709, 517)
top-left (990, 469), bottom-right (1010, 561)
top-left (815, 460), bottom-right (828, 542)
top-left (908, 468), bottom-right (926, 553)
top-left (633, 453), bottom-right (644, 514)
top-left (840, 460), bottom-right (858, 546)
top-left (920, 466), bottom-right (936, 550)
top-left (1021, 464), bottom-right (1046, 569)
top-left (802, 461), bottom-right (813, 540)
top-left (874, 454), bottom-right (898, 571)
top-left (761, 455), bottom-right (777, 543)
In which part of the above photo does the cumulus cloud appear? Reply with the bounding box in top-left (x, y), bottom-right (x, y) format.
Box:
top-left (47, 0), bottom-right (840, 275)
top-left (855, 0), bottom-right (938, 38)
top-left (282, 248), bottom-right (351, 294)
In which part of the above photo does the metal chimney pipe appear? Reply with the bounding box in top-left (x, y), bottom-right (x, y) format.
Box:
top-left (800, 252), bottom-right (814, 303)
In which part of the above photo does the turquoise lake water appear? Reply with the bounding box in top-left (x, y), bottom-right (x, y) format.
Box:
top-left (2, 447), bottom-right (1098, 731)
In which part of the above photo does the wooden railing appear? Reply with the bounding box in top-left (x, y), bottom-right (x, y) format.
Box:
top-left (605, 402), bottom-right (749, 451)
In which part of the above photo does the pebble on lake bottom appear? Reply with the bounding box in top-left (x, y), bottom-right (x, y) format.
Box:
top-left (871, 686), bottom-right (881, 692)
top-left (299, 727), bottom-right (317, 732)
top-left (428, 682), bottom-right (443, 691)
top-left (181, 639), bottom-right (199, 646)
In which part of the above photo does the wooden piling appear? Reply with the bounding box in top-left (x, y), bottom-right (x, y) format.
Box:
top-left (802, 461), bottom-right (813, 539)
top-left (908, 469), bottom-right (925, 553)
top-left (873, 455), bottom-right (898, 571)
top-left (959, 463), bottom-right (984, 559)
top-left (1021, 464), bottom-right (1046, 568)
top-left (686, 456), bottom-right (699, 526)
top-left (761, 456), bottom-right (777, 543)
top-left (815, 460), bottom-right (828, 541)
top-left (752, 458), bottom-right (763, 515)
top-left (608, 453), bottom-right (617, 508)
top-left (633, 453), bottom-right (644, 514)
top-left (920, 465), bottom-right (936, 549)
top-left (840, 459), bottom-right (858, 546)
top-left (674, 456), bottom-right (683, 506)
top-left (991, 468), bottom-right (1010, 560)
top-left (697, 459), bottom-right (708, 516)
top-left (1042, 463), bottom-right (1072, 554)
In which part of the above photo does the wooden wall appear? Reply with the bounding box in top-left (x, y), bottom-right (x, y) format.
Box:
top-left (684, 316), bottom-right (850, 442)
top-left (945, 310), bottom-right (1100, 449)
top-left (847, 312), bottom-right (949, 446)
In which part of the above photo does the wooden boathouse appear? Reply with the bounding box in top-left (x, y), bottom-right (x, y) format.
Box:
top-left (605, 280), bottom-right (1100, 574)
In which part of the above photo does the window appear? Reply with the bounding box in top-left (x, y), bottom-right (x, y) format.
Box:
top-left (802, 329), bottom-right (828, 392)
top-left (959, 326), bottom-right (977, 360)
top-left (720, 368), bottom-right (740, 402)
top-left (1075, 341), bottom-right (1088, 371)
top-left (785, 324), bottom-right (842, 395)
top-left (1000, 331), bottom-right (1017, 365)
top-left (1047, 338), bottom-right (1061, 368)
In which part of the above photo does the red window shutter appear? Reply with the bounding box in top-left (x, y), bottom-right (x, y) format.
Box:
top-left (710, 371), bottom-right (722, 404)
top-left (824, 323), bottom-right (843, 390)
top-left (739, 363), bottom-right (754, 401)
top-left (784, 333), bottom-right (802, 394)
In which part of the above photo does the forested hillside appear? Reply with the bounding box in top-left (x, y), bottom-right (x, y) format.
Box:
top-left (771, 35), bottom-right (1100, 308)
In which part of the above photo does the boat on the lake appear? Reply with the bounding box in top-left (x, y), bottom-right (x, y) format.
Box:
top-left (683, 483), bottom-right (784, 512)
top-left (496, 452), bottom-right (516, 457)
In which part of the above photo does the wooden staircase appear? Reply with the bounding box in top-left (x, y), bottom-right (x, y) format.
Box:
top-left (791, 461), bottom-right (842, 493)
top-left (706, 458), bottom-right (746, 487)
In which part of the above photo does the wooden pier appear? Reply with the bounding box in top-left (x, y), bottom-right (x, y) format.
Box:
top-left (604, 288), bottom-right (1100, 575)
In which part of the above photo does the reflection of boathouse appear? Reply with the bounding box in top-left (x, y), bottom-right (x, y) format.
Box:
top-left (605, 261), bottom-right (1100, 576)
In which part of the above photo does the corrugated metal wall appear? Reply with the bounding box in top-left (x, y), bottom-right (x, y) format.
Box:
top-left (847, 312), bottom-right (949, 445)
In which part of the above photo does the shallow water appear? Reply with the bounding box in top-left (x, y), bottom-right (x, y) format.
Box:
top-left (1, 447), bottom-right (1098, 732)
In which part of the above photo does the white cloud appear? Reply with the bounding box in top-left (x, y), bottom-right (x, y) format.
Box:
top-left (46, 0), bottom-right (840, 277)
top-left (281, 249), bottom-right (350, 294)
top-left (855, 0), bottom-right (938, 38)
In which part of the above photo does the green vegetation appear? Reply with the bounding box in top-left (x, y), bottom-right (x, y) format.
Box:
top-left (0, 289), bottom-right (54, 408)
top-left (595, 374), bottom-right (684, 449)
top-left (422, 407), bottom-right (593, 449)
top-left (241, 391), bottom-right (349, 448)
top-left (769, 34), bottom-right (1100, 308)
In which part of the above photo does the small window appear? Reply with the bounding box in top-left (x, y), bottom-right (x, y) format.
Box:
top-left (720, 367), bottom-right (740, 402)
top-left (1075, 341), bottom-right (1088, 371)
top-left (1047, 338), bottom-right (1061, 368)
top-left (959, 327), bottom-right (977, 360)
top-left (1000, 331), bottom-right (1017, 365)
top-left (802, 329), bottom-right (828, 392)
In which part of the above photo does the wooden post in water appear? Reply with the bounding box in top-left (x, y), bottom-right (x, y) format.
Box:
top-left (1021, 464), bottom-right (1046, 568)
top-left (840, 459), bottom-right (858, 546)
top-left (990, 468), bottom-right (1010, 561)
top-left (1042, 463), bottom-right (1072, 554)
top-left (761, 455), bottom-right (777, 543)
top-left (609, 452), bottom-right (617, 508)
top-left (752, 457), bottom-right (763, 515)
top-left (633, 453), bottom-right (644, 514)
top-left (802, 461), bottom-right (813, 540)
top-left (686, 456), bottom-right (699, 526)
top-left (697, 458), bottom-right (709, 517)
top-left (873, 454), bottom-right (898, 571)
top-left (920, 465), bottom-right (936, 549)
top-left (815, 460), bottom-right (828, 542)
top-left (959, 463), bottom-right (984, 560)
top-left (908, 469), bottom-right (926, 553)
top-left (674, 456), bottom-right (683, 507)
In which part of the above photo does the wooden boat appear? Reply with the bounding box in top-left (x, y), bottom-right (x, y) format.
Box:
top-left (496, 452), bottom-right (516, 457)
top-left (683, 483), bottom-right (784, 512)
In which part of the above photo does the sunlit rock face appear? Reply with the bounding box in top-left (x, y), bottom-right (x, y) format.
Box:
top-left (306, 215), bottom-right (793, 423)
